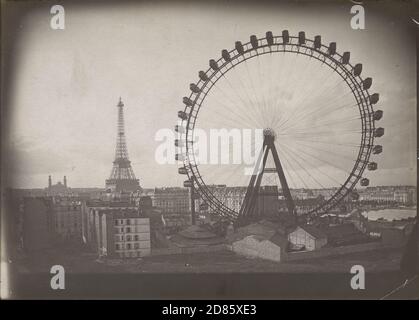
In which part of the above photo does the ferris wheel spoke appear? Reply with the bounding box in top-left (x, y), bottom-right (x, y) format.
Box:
top-left (218, 68), bottom-right (268, 126)
top-left (314, 85), bottom-right (356, 112)
top-left (198, 107), bottom-right (255, 131)
top-left (290, 116), bottom-right (361, 133)
top-left (216, 72), bottom-right (262, 124)
top-left (285, 129), bottom-right (362, 137)
top-left (281, 116), bottom-right (360, 136)
top-left (278, 82), bottom-right (352, 132)
top-left (266, 56), bottom-right (298, 123)
top-left (231, 62), bottom-right (261, 117)
top-left (198, 107), bottom-right (258, 128)
top-left (280, 98), bottom-right (357, 133)
top-left (282, 54), bottom-right (322, 107)
top-left (283, 116), bottom-right (361, 135)
top-left (210, 81), bottom-right (264, 126)
top-left (291, 140), bottom-right (358, 163)
top-left (279, 146), bottom-right (310, 189)
top-left (265, 52), bottom-right (279, 127)
top-left (294, 89), bottom-right (357, 125)
top-left (255, 56), bottom-right (271, 120)
top-left (198, 87), bottom-right (264, 129)
top-left (242, 61), bottom-right (271, 125)
top-left (309, 100), bottom-right (359, 121)
top-left (266, 53), bottom-right (300, 128)
top-left (278, 145), bottom-right (341, 201)
top-left (278, 142), bottom-right (335, 197)
top-left (296, 69), bottom-right (349, 110)
top-left (279, 53), bottom-right (308, 103)
top-left (279, 95), bottom-right (356, 133)
top-left (280, 140), bottom-right (354, 177)
top-left (288, 137), bottom-right (360, 151)
top-left (246, 56), bottom-right (286, 126)
top-left (282, 136), bottom-right (360, 148)
top-left (208, 80), bottom-right (264, 129)
top-left (275, 67), bottom-right (340, 130)
top-left (271, 53), bottom-right (314, 128)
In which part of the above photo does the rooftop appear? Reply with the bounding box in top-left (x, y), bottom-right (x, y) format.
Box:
top-left (298, 224), bottom-right (327, 239)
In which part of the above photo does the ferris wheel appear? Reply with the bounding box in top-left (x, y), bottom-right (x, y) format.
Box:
top-left (175, 31), bottom-right (384, 222)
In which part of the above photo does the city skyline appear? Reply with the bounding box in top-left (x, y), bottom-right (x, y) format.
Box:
top-left (11, 178), bottom-right (417, 191)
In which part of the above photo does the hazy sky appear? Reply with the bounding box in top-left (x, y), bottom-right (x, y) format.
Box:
top-left (3, 1), bottom-right (417, 188)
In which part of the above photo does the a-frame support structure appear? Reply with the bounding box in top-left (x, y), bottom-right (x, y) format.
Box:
top-left (237, 131), bottom-right (296, 226)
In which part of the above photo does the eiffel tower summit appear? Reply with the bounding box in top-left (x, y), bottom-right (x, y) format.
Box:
top-left (105, 97), bottom-right (140, 193)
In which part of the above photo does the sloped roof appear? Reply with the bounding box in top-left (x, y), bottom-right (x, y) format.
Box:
top-left (227, 221), bottom-right (277, 243)
top-left (298, 224), bottom-right (327, 239)
top-left (170, 233), bottom-right (225, 247)
top-left (178, 225), bottom-right (218, 239)
top-left (269, 232), bottom-right (288, 247)
top-left (321, 223), bottom-right (359, 238)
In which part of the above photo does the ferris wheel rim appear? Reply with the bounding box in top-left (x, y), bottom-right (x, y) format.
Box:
top-left (177, 31), bottom-right (380, 220)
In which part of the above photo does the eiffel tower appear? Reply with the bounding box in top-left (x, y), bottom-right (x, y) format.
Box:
top-left (105, 97), bottom-right (140, 193)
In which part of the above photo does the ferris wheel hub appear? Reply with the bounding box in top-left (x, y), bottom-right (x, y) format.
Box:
top-left (263, 128), bottom-right (277, 141)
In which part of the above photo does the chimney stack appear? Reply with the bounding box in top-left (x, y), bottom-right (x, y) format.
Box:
top-left (48, 175), bottom-right (52, 189)
top-left (64, 176), bottom-right (67, 188)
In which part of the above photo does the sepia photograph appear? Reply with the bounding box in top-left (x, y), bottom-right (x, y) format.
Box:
top-left (1, 0), bottom-right (418, 302)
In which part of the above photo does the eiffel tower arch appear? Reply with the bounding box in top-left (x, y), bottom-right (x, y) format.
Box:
top-left (105, 98), bottom-right (140, 193)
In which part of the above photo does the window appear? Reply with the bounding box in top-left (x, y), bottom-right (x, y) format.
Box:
top-left (126, 227), bottom-right (131, 233)
top-left (127, 243), bottom-right (131, 250)
top-left (134, 235), bottom-right (139, 241)
top-left (115, 220), bottom-right (119, 226)
top-left (127, 219), bottom-right (130, 225)
top-left (126, 235), bottom-right (131, 241)
top-left (115, 244), bottom-right (120, 250)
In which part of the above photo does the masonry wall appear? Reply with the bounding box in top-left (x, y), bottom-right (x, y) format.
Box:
top-left (106, 214), bottom-right (115, 257)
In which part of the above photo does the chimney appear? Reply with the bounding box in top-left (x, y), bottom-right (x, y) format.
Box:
top-left (48, 175), bottom-right (52, 189)
top-left (64, 176), bottom-right (67, 188)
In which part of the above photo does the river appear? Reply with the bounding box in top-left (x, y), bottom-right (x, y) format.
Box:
top-left (361, 208), bottom-right (417, 221)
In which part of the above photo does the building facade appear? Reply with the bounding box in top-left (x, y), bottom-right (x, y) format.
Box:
top-left (288, 225), bottom-right (327, 251)
top-left (152, 187), bottom-right (190, 214)
top-left (46, 175), bottom-right (73, 196)
top-left (52, 197), bottom-right (82, 241)
top-left (84, 201), bottom-right (151, 258)
top-left (359, 186), bottom-right (417, 205)
top-left (22, 197), bottom-right (55, 252)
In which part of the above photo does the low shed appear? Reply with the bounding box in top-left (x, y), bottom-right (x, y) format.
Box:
top-left (288, 225), bottom-right (327, 251)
